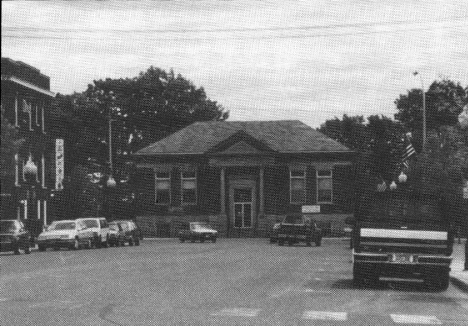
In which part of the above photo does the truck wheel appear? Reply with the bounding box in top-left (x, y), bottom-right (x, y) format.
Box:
top-left (200, 238), bottom-right (205, 243)
top-left (278, 240), bottom-right (284, 246)
top-left (425, 269), bottom-right (449, 291)
top-left (288, 240), bottom-right (294, 246)
top-left (353, 264), bottom-right (364, 287)
top-left (135, 238), bottom-right (140, 246)
top-left (14, 246), bottom-right (21, 255)
top-left (38, 245), bottom-right (46, 252)
top-left (315, 239), bottom-right (322, 247)
top-left (24, 245), bottom-right (31, 254)
top-left (212, 237), bottom-right (217, 243)
top-left (180, 238), bottom-right (185, 243)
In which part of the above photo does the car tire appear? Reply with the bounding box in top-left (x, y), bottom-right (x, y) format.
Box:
top-left (102, 236), bottom-right (109, 248)
top-left (190, 237), bottom-right (195, 243)
top-left (288, 240), bottom-right (294, 246)
top-left (14, 246), bottom-right (21, 255)
top-left (38, 245), bottom-right (46, 252)
top-left (306, 242), bottom-right (312, 247)
top-left (71, 238), bottom-right (80, 250)
top-left (135, 238), bottom-right (140, 246)
top-left (129, 237), bottom-right (134, 246)
top-left (200, 238), bottom-right (205, 243)
top-left (212, 238), bottom-right (217, 243)
top-left (180, 238), bottom-right (185, 243)
top-left (24, 245), bottom-right (31, 254)
top-left (316, 238), bottom-right (322, 247)
top-left (278, 240), bottom-right (284, 246)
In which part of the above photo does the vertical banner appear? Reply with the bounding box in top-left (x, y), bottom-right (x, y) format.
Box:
top-left (55, 139), bottom-right (64, 190)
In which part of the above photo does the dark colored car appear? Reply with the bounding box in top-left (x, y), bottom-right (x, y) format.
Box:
top-left (277, 214), bottom-right (322, 247)
top-left (108, 222), bottom-right (126, 247)
top-left (114, 220), bottom-right (142, 246)
top-left (0, 220), bottom-right (32, 255)
top-left (269, 223), bottom-right (281, 243)
top-left (179, 222), bottom-right (218, 243)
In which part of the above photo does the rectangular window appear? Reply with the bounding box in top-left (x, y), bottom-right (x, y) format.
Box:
top-left (155, 172), bottom-right (171, 204)
top-left (317, 170), bottom-right (333, 203)
top-left (290, 169), bottom-right (306, 203)
top-left (181, 171), bottom-right (197, 204)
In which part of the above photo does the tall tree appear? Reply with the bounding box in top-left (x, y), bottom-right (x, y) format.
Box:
top-left (394, 79), bottom-right (467, 150)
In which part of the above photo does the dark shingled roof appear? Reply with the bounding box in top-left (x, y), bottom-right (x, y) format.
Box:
top-left (135, 120), bottom-right (350, 155)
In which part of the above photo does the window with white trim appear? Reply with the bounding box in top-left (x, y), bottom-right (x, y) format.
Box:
top-left (155, 172), bottom-right (171, 204)
top-left (181, 171), bottom-right (197, 204)
top-left (290, 169), bottom-right (306, 203)
top-left (317, 169), bottom-right (333, 203)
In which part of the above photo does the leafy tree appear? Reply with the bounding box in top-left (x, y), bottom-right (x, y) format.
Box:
top-left (394, 79), bottom-right (467, 150)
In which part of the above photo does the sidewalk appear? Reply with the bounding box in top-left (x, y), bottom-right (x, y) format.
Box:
top-left (450, 241), bottom-right (468, 293)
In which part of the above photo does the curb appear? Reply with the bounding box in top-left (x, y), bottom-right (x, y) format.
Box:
top-left (450, 276), bottom-right (468, 293)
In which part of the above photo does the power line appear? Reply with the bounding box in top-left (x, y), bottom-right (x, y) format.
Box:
top-left (2, 16), bottom-right (466, 35)
top-left (2, 23), bottom-right (465, 42)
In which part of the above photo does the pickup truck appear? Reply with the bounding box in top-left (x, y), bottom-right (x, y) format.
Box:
top-left (277, 214), bottom-right (322, 247)
top-left (353, 189), bottom-right (453, 290)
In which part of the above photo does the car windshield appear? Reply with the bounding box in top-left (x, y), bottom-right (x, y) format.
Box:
top-left (109, 224), bottom-right (119, 231)
top-left (191, 223), bottom-right (210, 230)
top-left (283, 215), bottom-right (303, 224)
top-left (82, 220), bottom-right (99, 228)
top-left (0, 221), bottom-right (17, 232)
top-left (50, 222), bottom-right (76, 230)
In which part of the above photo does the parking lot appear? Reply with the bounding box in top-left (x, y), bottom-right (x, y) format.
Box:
top-left (1, 238), bottom-right (468, 326)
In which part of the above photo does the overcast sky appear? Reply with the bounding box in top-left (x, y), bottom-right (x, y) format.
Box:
top-left (2, 0), bottom-right (467, 128)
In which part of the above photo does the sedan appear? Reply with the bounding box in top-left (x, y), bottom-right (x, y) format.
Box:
top-left (36, 220), bottom-right (93, 251)
top-left (0, 220), bottom-right (32, 255)
top-left (179, 222), bottom-right (218, 243)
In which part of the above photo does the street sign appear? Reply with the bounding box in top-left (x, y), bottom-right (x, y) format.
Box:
top-left (302, 205), bottom-right (320, 213)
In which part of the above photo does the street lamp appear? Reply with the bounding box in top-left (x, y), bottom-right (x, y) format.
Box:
top-left (413, 71), bottom-right (427, 151)
top-left (107, 91), bottom-right (117, 188)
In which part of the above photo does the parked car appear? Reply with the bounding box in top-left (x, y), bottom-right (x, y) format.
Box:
top-left (36, 220), bottom-right (93, 251)
top-left (0, 220), bottom-right (32, 255)
top-left (108, 222), bottom-right (125, 247)
top-left (178, 222), bottom-right (218, 243)
top-left (269, 223), bottom-right (281, 243)
top-left (277, 214), bottom-right (322, 246)
top-left (76, 217), bottom-right (110, 248)
top-left (113, 220), bottom-right (142, 246)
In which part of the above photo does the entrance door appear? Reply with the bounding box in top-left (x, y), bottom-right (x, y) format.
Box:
top-left (233, 188), bottom-right (253, 228)
top-left (229, 179), bottom-right (256, 231)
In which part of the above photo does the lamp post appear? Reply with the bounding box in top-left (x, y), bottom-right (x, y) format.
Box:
top-left (413, 71), bottom-right (426, 151)
top-left (107, 94), bottom-right (116, 188)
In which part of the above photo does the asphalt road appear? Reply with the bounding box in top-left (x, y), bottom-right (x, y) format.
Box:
top-left (1, 238), bottom-right (468, 326)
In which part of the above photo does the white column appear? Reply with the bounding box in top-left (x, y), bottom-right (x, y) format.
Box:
top-left (14, 94), bottom-right (18, 127)
top-left (37, 200), bottom-right (41, 220)
top-left (41, 154), bottom-right (45, 187)
top-left (220, 167), bottom-right (226, 215)
top-left (24, 200), bottom-right (28, 220)
top-left (43, 200), bottom-right (47, 226)
top-left (41, 101), bottom-right (45, 133)
top-left (15, 154), bottom-right (19, 186)
top-left (28, 100), bottom-right (32, 131)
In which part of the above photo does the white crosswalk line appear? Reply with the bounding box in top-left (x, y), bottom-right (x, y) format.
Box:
top-left (211, 308), bottom-right (260, 317)
top-left (390, 314), bottom-right (442, 324)
top-left (302, 311), bottom-right (348, 321)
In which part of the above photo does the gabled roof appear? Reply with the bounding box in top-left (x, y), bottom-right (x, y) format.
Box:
top-left (135, 120), bottom-right (351, 155)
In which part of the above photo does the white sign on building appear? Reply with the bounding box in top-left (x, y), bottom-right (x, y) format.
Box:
top-left (55, 139), bottom-right (64, 190)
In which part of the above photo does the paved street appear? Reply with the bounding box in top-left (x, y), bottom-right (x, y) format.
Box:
top-left (1, 238), bottom-right (468, 326)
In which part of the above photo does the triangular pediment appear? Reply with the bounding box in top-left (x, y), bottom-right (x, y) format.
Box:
top-left (207, 130), bottom-right (275, 154)
top-left (220, 141), bottom-right (262, 154)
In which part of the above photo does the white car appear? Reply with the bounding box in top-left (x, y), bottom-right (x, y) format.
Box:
top-left (36, 220), bottom-right (93, 251)
top-left (76, 217), bottom-right (110, 248)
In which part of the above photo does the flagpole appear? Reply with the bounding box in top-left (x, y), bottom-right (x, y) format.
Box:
top-left (413, 72), bottom-right (426, 152)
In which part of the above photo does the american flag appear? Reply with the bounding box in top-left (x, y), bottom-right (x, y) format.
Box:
top-left (401, 135), bottom-right (416, 169)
